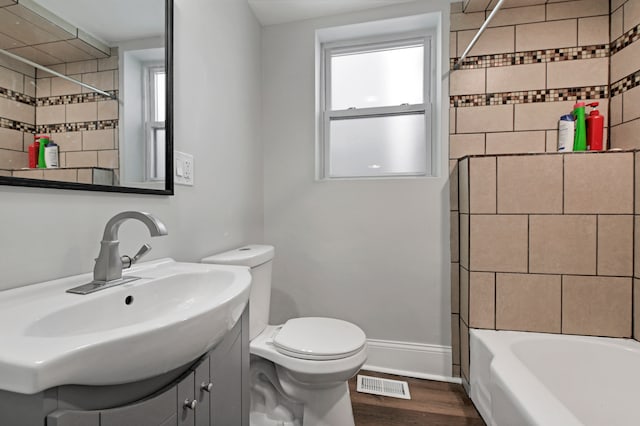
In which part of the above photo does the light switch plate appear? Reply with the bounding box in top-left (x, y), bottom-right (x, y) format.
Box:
top-left (174, 151), bottom-right (194, 186)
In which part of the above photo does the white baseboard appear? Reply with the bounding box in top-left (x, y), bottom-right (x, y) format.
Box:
top-left (362, 338), bottom-right (461, 384)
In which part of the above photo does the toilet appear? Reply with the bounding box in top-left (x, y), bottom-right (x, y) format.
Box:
top-left (201, 245), bottom-right (367, 426)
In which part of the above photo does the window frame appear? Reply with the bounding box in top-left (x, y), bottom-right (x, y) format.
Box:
top-left (320, 32), bottom-right (432, 179)
top-left (143, 63), bottom-right (166, 181)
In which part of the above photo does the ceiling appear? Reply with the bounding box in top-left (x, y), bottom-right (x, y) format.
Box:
top-left (248, 0), bottom-right (417, 26)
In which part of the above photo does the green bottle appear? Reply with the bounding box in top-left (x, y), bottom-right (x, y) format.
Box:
top-left (38, 137), bottom-right (49, 168)
top-left (573, 102), bottom-right (587, 151)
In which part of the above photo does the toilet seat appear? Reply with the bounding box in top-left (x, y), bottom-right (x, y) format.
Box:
top-left (272, 318), bottom-right (366, 361)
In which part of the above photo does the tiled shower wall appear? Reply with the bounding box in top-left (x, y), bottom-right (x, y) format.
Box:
top-left (449, 0), bottom-right (610, 380)
top-left (0, 52), bottom-right (119, 183)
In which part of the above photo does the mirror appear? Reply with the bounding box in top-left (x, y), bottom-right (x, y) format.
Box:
top-left (0, 0), bottom-right (173, 195)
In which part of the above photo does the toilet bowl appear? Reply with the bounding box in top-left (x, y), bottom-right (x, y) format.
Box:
top-left (202, 245), bottom-right (367, 426)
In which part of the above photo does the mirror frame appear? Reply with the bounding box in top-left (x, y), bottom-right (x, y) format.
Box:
top-left (0, 0), bottom-right (174, 196)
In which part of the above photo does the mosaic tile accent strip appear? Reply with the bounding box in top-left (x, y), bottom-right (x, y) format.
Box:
top-left (451, 86), bottom-right (609, 108)
top-left (36, 119), bottom-right (119, 133)
top-left (611, 70), bottom-right (640, 97)
top-left (0, 118), bottom-right (35, 133)
top-left (37, 91), bottom-right (118, 107)
top-left (0, 87), bottom-right (36, 106)
top-left (611, 23), bottom-right (640, 56)
top-left (450, 45), bottom-right (609, 70)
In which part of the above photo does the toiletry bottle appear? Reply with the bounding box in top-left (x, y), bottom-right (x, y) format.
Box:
top-left (586, 102), bottom-right (604, 151)
top-left (28, 141), bottom-right (38, 168)
top-left (38, 136), bottom-right (49, 169)
top-left (44, 140), bottom-right (59, 168)
top-left (573, 102), bottom-right (587, 151)
top-left (558, 114), bottom-right (575, 152)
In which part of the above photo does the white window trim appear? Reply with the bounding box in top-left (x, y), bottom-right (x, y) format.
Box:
top-left (143, 63), bottom-right (166, 181)
top-left (320, 32), bottom-right (433, 180)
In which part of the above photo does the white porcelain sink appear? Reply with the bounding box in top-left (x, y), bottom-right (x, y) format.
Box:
top-left (0, 259), bottom-right (251, 394)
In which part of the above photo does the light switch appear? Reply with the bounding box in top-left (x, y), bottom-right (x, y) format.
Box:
top-left (174, 151), bottom-right (194, 186)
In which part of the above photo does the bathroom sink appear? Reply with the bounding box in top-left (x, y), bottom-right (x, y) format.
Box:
top-left (0, 259), bottom-right (251, 394)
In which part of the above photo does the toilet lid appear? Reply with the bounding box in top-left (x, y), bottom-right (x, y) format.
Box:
top-left (272, 317), bottom-right (366, 361)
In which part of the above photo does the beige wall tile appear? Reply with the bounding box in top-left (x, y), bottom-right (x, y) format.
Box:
top-left (58, 152), bottom-right (66, 168)
top-left (529, 215), bottom-right (597, 275)
top-left (622, 85), bottom-right (640, 122)
top-left (451, 1), bottom-right (463, 13)
top-left (547, 0), bottom-right (608, 20)
top-left (624, 0), bottom-right (640, 32)
top-left (452, 211), bottom-right (461, 263)
top-left (562, 276), bottom-right (632, 337)
top-left (98, 55), bottom-right (119, 72)
top-left (469, 156), bottom-right (496, 214)
top-left (496, 273), bottom-right (561, 333)
top-left (66, 102), bottom-right (97, 123)
top-left (547, 58), bottom-right (609, 89)
top-left (24, 77), bottom-right (35, 98)
top-left (450, 68), bottom-right (485, 96)
top-left (488, 5), bottom-right (545, 27)
top-left (457, 105), bottom-right (513, 133)
top-left (450, 32), bottom-right (457, 59)
top-left (83, 129), bottom-right (114, 150)
top-left (66, 151), bottom-right (98, 167)
top-left (450, 133), bottom-right (485, 159)
top-left (451, 11), bottom-right (485, 31)
top-left (498, 154), bottom-right (563, 213)
top-left (460, 267), bottom-right (469, 323)
top-left (51, 75), bottom-right (82, 96)
top-left (54, 131), bottom-right (81, 152)
top-left (12, 169), bottom-right (43, 179)
top-left (458, 26), bottom-right (515, 56)
top-left (36, 64), bottom-right (65, 79)
top-left (0, 148), bottom-right (27, 169)
top-left (611, 7), bottom-right (623, 42)
top-left (0, 65), bottom-right (23, 93)
top-left (35, 104), bottom-right (64, 125)
top-left (35, 78), bottom-right (50, 98)
top-left (81, 71), bottom-right (115, 93)
top-left (98, 150), bottom-right (119, 169)
top-left (611, 40), bottom-right (640, 83)
top-left (0, 170), bottom-right (11, 177)
top-left (450, 108), bottom-right (456, 135)
top-left (636, 153), bottom-right (640, 215)
top-left (450, 160), bottom-right (459, 211)
top-left (515, 101), bottom-right (576, 131)
top-left (487, 63), bottom-right (545, 93)
top-left (0, 97), bottom-right (34, 124)
top-left (452, 314), bottom-right (461, 365)
top-left (77, 168), bottom-right (92, 184)
top-left (598, 215), bottom-right (633, 277)
top-left (0, 127), bottom-right (24, 151)
top-left (469, 272), bottom-right (495, 329)
top-left (470, 215), bottom-right (528, 272)
top-left (565, 152), bottom-right (634, 214)
top-left (452, 263), bottom-right (460, 314)
top-left (97, 100), bottom-right (118, 121)
top-left (578, 16), bottom-right (610, 46)
top-left (516, 20), bottom-right (577, 51)
top-left (490, 0), bottom-right (546, 7)
top-left (634, 280), bottom-right (640, 340)
top-left (66, 60), bottom-right (97, 75)
top-left (635, 216), bottom-right (640, 277)
top-left (611, 0), bottom-right (625, 12)
top-left (464, 0), bottom-right (490, 12)
top-left (42, 169), bottom-right (77, 183)
top-left (452, 365), bottom-right (461, 378)
top-left (486, 131), bottom-right (546, 154)
top-left (460, 213), bottom-right (469, 268)
top-left (459, 158), bottom-right (469, 213)
top-left (610, 94), bottom-right (622, 126)
top-left (610, 120), bottom-right (640, 150)
top-left (460, 321), bottom-right (469, 381)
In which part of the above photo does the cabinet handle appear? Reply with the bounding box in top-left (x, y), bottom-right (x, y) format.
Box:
top-left (184, 398), bottom-right (197, 410)
top-left (201, 381), bottom-right (213, 392)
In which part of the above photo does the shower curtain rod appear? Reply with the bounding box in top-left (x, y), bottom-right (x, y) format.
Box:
top-left (453, 0), bottom-right (506, 70)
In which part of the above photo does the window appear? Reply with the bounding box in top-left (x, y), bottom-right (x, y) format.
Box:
top-left (321, 35), bottom-right (431, 179)
top-left (145, 65), bottom-right (166, 180)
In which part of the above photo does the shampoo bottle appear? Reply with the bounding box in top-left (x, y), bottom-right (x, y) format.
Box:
top-left (44, 140), bottom-right (59, 168)
top-left (558, 114), bottom-right (575, 152)
top-left (586, 102), bottom-right (605, 151)
top-left (37, 136), bottom-right (49, 169)
top-left (573, 102), bottom-right (587, 151)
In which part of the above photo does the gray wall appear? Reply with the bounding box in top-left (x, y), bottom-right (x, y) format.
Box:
top-left (262, 1), bottom-right (451, 348)
top-left (0, 0), bottom-right (263, 291)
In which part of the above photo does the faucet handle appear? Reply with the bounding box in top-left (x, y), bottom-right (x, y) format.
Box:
top-left (121, 244), bottom-right (152, 269)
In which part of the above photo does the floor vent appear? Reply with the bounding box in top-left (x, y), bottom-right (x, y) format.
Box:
top-left (356, 375), bottom-right (411, 399)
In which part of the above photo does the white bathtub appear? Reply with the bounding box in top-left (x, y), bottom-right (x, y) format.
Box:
top-left (470, 329), bottom-right (640, 426)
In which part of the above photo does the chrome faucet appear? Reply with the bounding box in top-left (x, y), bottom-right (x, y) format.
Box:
top-left (68, 211), bottom-right (168, 295)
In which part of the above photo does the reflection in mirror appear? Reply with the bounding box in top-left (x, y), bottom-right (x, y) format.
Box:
top-left (0, 0), bottom-right (172, 194)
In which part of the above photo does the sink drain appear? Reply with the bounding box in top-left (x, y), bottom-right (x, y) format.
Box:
top-left (125, 295), bottom-right (134, 305)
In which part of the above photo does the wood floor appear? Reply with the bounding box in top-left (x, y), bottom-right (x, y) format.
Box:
top-left (349, 371), bottom-right (486, 426)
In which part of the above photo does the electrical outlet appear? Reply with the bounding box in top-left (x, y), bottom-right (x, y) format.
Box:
top-left (174, 151), bottom-right (194, 186)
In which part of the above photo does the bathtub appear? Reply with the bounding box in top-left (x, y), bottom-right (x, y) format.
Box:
top-left (470, 329), bottom-right (640, 426)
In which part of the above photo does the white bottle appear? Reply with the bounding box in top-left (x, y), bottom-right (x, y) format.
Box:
top-left (558, 114), bottom-right (575, 152)
top-left (44, 141), bottom-right (59, 168)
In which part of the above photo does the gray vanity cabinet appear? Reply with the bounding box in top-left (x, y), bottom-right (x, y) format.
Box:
top-left (7, 309), bottom-right (250, 426)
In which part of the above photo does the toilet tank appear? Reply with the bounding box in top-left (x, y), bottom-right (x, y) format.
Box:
top-left (201, 245), bottom-right (274, 340)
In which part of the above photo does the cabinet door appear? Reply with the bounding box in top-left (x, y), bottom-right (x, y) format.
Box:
top-left (46, 411), bottom-right (99, 426)
top-left (177, 371), bottom-right (196, 426)
top-left (100, 385), bottom-right (177, 426)
top-left (194, 357), bottom-right (211, 426)
top-left (210, 328), bottom-right (242, 425)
